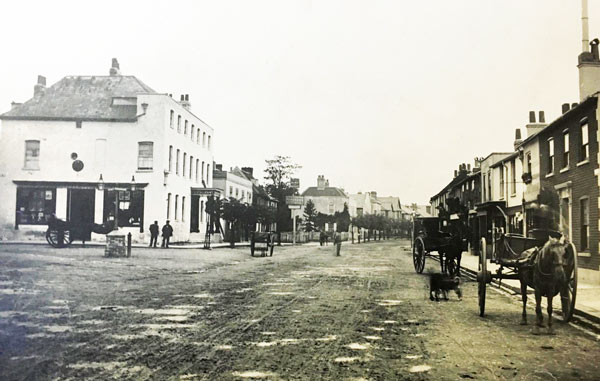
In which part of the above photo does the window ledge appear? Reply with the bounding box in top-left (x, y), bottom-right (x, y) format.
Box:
top-left (577, 159), bottom-right (590, 167)
top-left (136, 169), bottom-right (153, 173)
top-left (545, 173), bottom-right (554, 178)
top-left (559, 167), bottom-right (569, 173)
top-left (578, 251), bottom-right (591, 258)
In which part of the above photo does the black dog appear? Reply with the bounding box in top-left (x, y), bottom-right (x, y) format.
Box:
top-left (429, 273), bottom-right (462, 301)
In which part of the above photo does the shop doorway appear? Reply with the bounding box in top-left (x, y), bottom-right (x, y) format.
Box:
top-left (68, 188), bottom-right (95, 240)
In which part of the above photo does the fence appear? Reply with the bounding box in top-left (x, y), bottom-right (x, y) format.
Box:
top-left (279, 231), bottom-right (350, 243)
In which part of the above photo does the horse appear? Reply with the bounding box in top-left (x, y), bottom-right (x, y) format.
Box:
top-left (518, 237), bottom-right (567, 335)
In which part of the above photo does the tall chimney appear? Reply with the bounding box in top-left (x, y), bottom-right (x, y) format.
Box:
top-left (109, 58), bottom-right (120, 76)
top-left (583, 0), bottom-right (590, 52)
top-left (538, 111), bottom-right (545, 123)
top-left (34, 75), bottom-right (46, 97)
top-left (578, 0), bottom-right (600, 101)
top-left (317, 175), bottom-right (327, 189)
top-left (529, 111), bottom-right (536, 123)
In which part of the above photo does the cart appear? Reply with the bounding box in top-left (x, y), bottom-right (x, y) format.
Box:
top-left (477, 227), bottom-right (578, 322)
top-left (250, 231), bottom-right (275, 257)
top-left (412, 216), bottom-right (466, 276)
top-left (46, 215), bottom-right (114, 248)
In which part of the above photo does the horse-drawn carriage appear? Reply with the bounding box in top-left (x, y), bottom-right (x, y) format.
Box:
top-left (478, 222), bottom-right (578, 328)
top-left (250, 231), bottom-right (275, 257)
top-left (412, 216), bottom-right (467, 276)
top-left (46, 215), bottom-right (114, 248)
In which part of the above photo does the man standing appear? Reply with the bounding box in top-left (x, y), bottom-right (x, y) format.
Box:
top-left (161, 220), bottom-right (173, 248)
top-left (333, 231), bottom-right (342, 256)
top-left (149, 221), bottom-right (159, 248)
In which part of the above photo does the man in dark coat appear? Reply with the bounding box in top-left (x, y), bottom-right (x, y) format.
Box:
top-left (161, 220), bottom-right (173, 248)
top-left (149, 221), bottom-right (159, 248)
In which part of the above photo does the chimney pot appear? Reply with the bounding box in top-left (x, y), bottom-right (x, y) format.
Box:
top-left (180, 94), bottom-right (185, 101)
top-left (37, 75), bottom-right (46, 86)
top-left (467, 163), bottom-right (471, 171)
top-left (562, 103), bottom-right (570, 114)
top-left (538, 111), bottom-right (545, 123)
top-left (454, 170), bottom-right (458, 177)
top-left (515, 128), bottom-right (522, 140)
top-left (185, 94), bottom-right (189, 101)
top-left (109, 58), bottom-right (121, 76)
top-left (572, 102), bottom-right (579, 109)
top-left (33, 75), bottom-right (46, 97)
top-left (592, 38), bottom-right (600, 60)
top-left (529, 111), bottom-right (536, 123)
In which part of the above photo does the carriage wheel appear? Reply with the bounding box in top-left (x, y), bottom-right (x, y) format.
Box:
top-left (413, 237), bottom-right (426, 273)
top-left (447, 255), bottom-right (458, 277)
top-left (46, 228), bottom-right (72, 248)
top-left (560, 242), bottom-right (578, 322)
top-left (478, 237), bottom-right (487, 317)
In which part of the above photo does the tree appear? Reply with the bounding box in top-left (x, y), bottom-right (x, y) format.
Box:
top-left (263, 155), bottom-right (302, 233)
top-left (334, 203), bottom-right (351, 232)
top-left (303, 199), bottom-right (317, 232)
top-left (222, 198), bottom-right (247, 248)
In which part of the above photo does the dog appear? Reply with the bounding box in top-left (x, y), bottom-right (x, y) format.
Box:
top-left (429, 273), bottom-right (462, 301)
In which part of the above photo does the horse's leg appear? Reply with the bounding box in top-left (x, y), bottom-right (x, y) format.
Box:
top-left (520, 277), bottom-right (528, 325)
top-left (440, 252), bottom-right (445, 273)
top-left (457, 251), bottom-right (462, 276)
top-left (547, 285), bottom-right (555, 335)
top-left (533, 287), bottom-right (544, 335)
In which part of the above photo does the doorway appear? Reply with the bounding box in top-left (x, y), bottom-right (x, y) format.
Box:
top-left (68, 188), bottom-right (95, 241)
top-left (190, 195), bottom-right (200, 233)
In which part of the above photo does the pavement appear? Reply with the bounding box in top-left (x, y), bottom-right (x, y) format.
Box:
top-left (458, 251), bottom-right (600, 325)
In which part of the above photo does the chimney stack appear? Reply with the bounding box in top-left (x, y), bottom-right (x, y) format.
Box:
top-left (562, 103), bottom-right (571, 114)
top-left (180, 94), bottom-right (192, 110)
top-left (215, 163), bottom-right (223, 171)
top-left (514, 128), bottom-right (523, 150)
top-left (582, 0), bottom-right (590, 52)
top-left (109, 58), bottom-right (120, 76)
top-left (317, 175), bottom-right (327, 189)
top-left (33, 75), bottom-right (46, 97)
top-left (525, 111), bottom-right (547, 137)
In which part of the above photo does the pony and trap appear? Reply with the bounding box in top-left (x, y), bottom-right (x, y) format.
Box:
top-left (412, 216), bottom-right (468, 276)
top-left (477, 206), bottom-right (578, 333)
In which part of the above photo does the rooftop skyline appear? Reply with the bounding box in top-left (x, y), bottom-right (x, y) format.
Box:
top-left (0, 0), bottom-right (597, 203)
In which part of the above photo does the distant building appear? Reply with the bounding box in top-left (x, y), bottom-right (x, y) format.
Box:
top-left (301, 176), bottom-right (348, 215)
top-left (377, 196), bottom-right (402, 220)
top-left (349, 191), bottom-right (380, 217)
top-left (0, 59), bottom-right (216, 243)
top-left (241, 167), bottom-right (277, 232)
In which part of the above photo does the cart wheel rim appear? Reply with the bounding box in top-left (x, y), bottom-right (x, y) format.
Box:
top-left (561, 242), bottom-right (578, 322)
top-left (413, 238), bottom-right (425, 273)
top-left (478, 237), bottom-right (487, 317)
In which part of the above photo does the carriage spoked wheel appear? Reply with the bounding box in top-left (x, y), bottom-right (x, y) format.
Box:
top-left (560, 241), bottom-right (578, 322)
top-left (478, 237), bottom-right (487, 317)
top-left (45, 228), bottom-right (73, 248)
top-left (413, 237), bottom-right (426, 274)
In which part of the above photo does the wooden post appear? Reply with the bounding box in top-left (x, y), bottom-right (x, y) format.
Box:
top-left (127, 232), bottom-right (132, 257)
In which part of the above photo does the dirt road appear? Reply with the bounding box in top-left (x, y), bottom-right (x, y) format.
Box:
top-left (1, 241), bottom-right (599, 380)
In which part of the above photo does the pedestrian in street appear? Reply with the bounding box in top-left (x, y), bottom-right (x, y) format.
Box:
top-left (333, 231), bottom-right (342, 256)
top-left (161, 220), bottom-right (173, 248)
top-left (149, 220), bottom-right (159, 248)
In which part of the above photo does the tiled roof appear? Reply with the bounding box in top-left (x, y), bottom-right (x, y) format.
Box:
top-left (378, 197), bottom-right (401, 211)
top-left (1, 75), bottom-right (156, 121)
top-left (302, 187), bottom-right (347, 198)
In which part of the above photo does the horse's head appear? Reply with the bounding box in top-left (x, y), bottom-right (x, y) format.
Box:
top-left (537, 237), bottom-right (566, 281)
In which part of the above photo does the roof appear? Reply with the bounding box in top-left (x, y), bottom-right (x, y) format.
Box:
top-left (1, 75), bottom-right (156, 121)
top-left (378, 197), bottom-right (402, 212)
top-left (302, 187), bottom-right (348, 198)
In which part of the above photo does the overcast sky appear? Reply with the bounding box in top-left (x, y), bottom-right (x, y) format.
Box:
top-left (0, 1), bottom-right (597, 204)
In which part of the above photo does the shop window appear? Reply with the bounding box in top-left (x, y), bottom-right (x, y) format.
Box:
top-left (103, 190), bottom-right (144, 227)
top-left (16, 187), bottom-right (56, 225)
top-left (137, 141), bottom-right (153, 170)
top-left (24, 140), bottom-right (40, 170)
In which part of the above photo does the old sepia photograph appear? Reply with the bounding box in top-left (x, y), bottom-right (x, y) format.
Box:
top-left (1, 0), bottom-right (600, 380)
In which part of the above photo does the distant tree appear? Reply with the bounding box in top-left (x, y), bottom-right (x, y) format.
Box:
top-left (303, 199), bottom-right (318, 232)
top-left (263, 155), bottom-right (302, 233)
top-left (334, 203), bottom-right (351, 232)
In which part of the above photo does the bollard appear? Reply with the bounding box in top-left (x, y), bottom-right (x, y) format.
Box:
top-left (127, 232), bottom-right (132, 257)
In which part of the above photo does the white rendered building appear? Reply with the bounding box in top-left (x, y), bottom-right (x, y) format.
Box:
top-left (0, 59), bottom-right (217, 243)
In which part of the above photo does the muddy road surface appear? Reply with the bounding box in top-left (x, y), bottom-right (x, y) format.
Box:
top-left (1, 241), bottom-right (599, 380)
